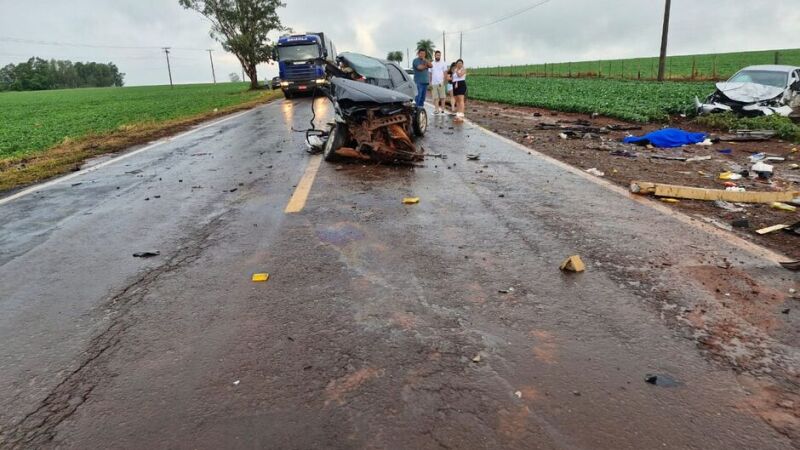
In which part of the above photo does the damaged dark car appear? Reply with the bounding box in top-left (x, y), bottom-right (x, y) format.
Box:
top-left (319, 52), bottom-right (427, 163)
top-left (696, 65), bottom-right (800, 117)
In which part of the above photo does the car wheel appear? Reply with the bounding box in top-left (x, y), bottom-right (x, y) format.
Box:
top-left (283, 90), bottom-right (292, 99)
top-left (323, 123), bottom-right (348, 162)
top-left (413, 108), bottom-right (428, 137)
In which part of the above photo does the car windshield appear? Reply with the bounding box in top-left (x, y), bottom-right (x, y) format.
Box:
top-left (728, 70), bottom-right (788, 88)
top-left (278, 44), bottom-right (320, 61)
top-left (341, 53), bottom-right (389, 81)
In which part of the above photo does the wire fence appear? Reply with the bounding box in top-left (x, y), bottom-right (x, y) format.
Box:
top-left (471, 48), bottom-right (800, 81)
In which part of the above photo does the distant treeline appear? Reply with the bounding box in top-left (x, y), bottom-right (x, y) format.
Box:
top-left (0, 57), bottom-right (125, 92)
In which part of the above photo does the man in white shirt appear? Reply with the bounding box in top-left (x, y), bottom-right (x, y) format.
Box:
top-left (429, 50), bottom-right (448, 114)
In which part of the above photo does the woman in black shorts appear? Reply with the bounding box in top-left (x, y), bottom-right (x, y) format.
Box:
top-left (452, 59), bottom-right (467, 122)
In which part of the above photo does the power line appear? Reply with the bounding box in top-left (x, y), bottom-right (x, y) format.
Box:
top-left (0, 35), bottom-right (209, 52)
top-left (446, 0), bottom-right (552, 35)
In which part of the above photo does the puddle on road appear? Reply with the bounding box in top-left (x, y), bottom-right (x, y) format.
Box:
top-left (316, 222), bottom-right (365, 246)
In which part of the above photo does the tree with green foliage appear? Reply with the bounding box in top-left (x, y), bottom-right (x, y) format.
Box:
top-left (416, 39), bottom-right (435, 60)
top-left (386, 51), bottom-right (403, 63)
top-left (179, 0), bottom-right (287, 90)
top-left (0, 57), bottom-right (124, 92)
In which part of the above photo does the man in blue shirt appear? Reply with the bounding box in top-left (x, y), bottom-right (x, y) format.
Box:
top-left (412, 48), bottom-right (433, 108)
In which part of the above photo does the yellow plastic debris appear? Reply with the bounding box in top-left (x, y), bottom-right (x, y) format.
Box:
top-left (660, 198), bottom-right (680, 203)
top-left (771, 202), bottom-right (797, 212)
top-left (718, 172), bottom-right (742, 181)
top-left (251, 273), bottom-right (270, 282)
top-left (560, 255), bottom-right (586, 273)
top-left (402, 197), bottom-right (420, 205)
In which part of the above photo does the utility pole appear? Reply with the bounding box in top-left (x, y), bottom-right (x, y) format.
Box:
top-left (241, 66), bottom-right (246, 83)
top-left (406, 48), bottom-right (410, 68)
top-left (207, 49), bottom-right (216, 84)
top-left (443, 31), bottom-right (447, 61)
top-left (459, 32), bottom-right (463, 59)
top-left (657, 0), bottom-right (671, 81)
top-left (163, 47), bottom-right (173, 88)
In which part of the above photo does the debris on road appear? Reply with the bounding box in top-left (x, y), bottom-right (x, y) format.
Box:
top-left (133, 251), bottom-right (160, 258)
top-left (466, 153), bottom-right (481, 161)
top-left (644, 373), bottom-right (681, 387)
top-left (472, 354), bottom-right (482, 363)
top-left (661, 198), bottom-right (680, 204)
top-left (779, 260), bottom-right (800, 271)
top-left (514, 391), bottom-right (523, 399)
top-left (771, 202), bottom-right (797, 212)
top-left (701, 216), bottom-right (733, 232)
top-left (251, 273), bottom-right (270, 283)
top-left (586, 168), bottom-right (605, 177)
top-left (755, 224), bottom-right (789, 235)
top-left (560, 255), bottom-right (586, 273)
top-left (631, 181), bottom-right (799, 203)
top-left (718, 130), bottom-right (777, 142)
top-left (402, 197), bottom-right (420, 205)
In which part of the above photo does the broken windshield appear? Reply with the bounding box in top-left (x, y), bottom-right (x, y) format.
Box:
top-left (340, 53), bottom-right (390, 81)
top-left (729, 70), bottom-right (788, 88)
top-left (278, 44), bottom-right (320, 61)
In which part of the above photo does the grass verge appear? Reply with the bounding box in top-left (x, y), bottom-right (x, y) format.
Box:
top-left (0, 88), bottom-right (282, 192)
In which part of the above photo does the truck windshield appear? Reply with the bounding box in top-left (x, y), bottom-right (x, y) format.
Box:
top-left (278, 44), bottom-right (320, 62)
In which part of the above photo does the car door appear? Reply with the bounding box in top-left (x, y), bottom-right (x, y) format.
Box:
top-left (387, 63), bottom-right (416, 99)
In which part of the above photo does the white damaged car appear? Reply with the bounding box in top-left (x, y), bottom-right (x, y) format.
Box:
top-left (696, 65), bottom-right (800, 117)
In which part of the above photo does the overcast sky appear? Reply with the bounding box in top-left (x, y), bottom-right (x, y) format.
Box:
top-left (1, 0), bottom-right (798, 86)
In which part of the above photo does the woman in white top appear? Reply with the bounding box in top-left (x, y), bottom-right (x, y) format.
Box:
top-left (452, 59), bottom-right (467, 122)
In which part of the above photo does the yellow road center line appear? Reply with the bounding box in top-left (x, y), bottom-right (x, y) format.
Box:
top-left (285, 154), bottom-right (322, 213)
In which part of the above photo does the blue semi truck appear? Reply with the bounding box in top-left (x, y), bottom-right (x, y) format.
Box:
top-left (276, 33), bottom-right (337, 98)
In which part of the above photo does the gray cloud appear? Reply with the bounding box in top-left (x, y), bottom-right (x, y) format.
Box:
top-left (1, 0), bottom-right (797, 86)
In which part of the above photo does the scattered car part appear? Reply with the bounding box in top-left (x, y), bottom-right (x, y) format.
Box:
top-left (630, 181), bottom-right (799, 203)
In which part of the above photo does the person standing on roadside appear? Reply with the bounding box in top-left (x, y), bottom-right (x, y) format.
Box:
top-left (447, 62), bottom-right (457, 115)
top-left (452, 59), bottom-right (468, 122)
top-left (412, 48), bottom-right (433, 108)
top-left (429, 50), bottom-right (448, 114)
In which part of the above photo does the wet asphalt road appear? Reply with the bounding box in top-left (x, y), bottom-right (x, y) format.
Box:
top-left (0, 97), bottom-right (796, 449)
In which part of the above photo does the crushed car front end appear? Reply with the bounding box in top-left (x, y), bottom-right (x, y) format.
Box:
top-left (696, 65), bottom-right (800, 117)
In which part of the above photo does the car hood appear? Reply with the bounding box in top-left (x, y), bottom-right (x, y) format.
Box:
top-left (330, 77), bottom-right (413, 104)
top-left (715, 82), bottom-right (785, 103)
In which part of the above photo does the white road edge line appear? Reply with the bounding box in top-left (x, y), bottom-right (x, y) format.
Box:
top-left (462, 114), bottom-right (788, 265)
top-left (0, 104), bottom-right (268, 207)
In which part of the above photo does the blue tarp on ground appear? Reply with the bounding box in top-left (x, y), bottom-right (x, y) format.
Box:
top-left (623, 128), bottom-right (707, 148)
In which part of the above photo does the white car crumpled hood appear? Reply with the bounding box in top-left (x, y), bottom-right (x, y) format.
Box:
top-left (715, 82), bottom-right (785, 103)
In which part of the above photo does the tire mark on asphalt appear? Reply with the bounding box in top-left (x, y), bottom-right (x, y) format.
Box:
top-left (0, 215), bottom-right (227, 449)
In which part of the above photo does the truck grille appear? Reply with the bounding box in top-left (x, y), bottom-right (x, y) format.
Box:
top-left (284, 63), bottom-right (316, 80)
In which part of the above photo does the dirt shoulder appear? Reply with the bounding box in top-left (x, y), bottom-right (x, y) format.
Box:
top-left (0, 90), bottom-right (283, 193)
top-left (466, 99), bottom-right (800, 260)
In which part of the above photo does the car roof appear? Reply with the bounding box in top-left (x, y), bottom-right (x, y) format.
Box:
top-left (738, 65), bottom-right (800, 73)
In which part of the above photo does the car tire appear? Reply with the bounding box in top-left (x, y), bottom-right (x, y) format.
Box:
top-left (413, 108), bottom-right (428, 137)
top-left (323, 123), bottom-right (348, 162)
top-left (283, 91), bottom-right (292, 99)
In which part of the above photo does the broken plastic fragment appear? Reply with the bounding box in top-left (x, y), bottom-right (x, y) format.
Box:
top-left (133, 251), bottom-right (160, 258)
top-left (251, 273), bottom-right (270, 282)
top-left (560, 255), bottom-right (586, 273)
top-left (402, 197), bottom-right (420, 205)
top-left (771, 202), bottom-right (797, 212)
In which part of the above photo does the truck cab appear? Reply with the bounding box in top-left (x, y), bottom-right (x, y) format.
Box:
top-left (276, 33), bottom-right (337, 99)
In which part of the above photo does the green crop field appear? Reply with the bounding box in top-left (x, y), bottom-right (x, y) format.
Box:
top-left (468, 75), bottom-right (715, 122)
top-left (472, 48), bottom-right (800, 81)
top-left (0, 83), bottom-right (272, 159)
